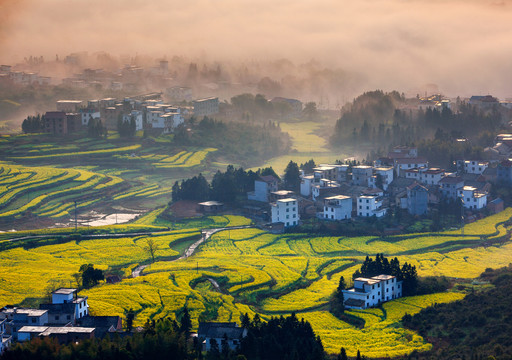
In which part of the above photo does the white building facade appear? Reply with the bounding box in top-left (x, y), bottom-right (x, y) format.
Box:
top-left (271, 198), bottom-right (299, 227)
top-left (321, 195), bottom-right (352, 220)
top-left (343, 275), bottom-right (403, 309)
top-left (357, 195), bottom-right (387, 217)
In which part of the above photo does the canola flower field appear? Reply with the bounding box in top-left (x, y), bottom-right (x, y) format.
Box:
top-left (1, 209), bottom-right (511, 357)
top-left (0, 163), bottom-right (130, 220)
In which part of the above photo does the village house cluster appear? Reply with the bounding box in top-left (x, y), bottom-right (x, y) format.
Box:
top-left (0, 288), bottom-right (121, 353)
top-left (246, 142), bottom-right (512, 231)
top-left (40, 95), bottom-right (219, 136)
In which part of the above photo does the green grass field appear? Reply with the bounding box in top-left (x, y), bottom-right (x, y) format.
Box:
top-left (251, 121), bottom-right (347, 174)
top-left (1, 210), bottom-right (511, 357)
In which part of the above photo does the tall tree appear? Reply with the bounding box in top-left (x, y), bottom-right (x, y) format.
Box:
top-left (284, 161), bottom-right (301, 192)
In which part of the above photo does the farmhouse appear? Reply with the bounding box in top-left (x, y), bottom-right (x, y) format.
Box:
top-left (321, 195), bottom-right (352, 220)
top-left (271, 198), bottom-right (299, 227)
top-left (343, 275), bottom-right (403, 309)
top-left (197, 322), bottom-right (247, 352)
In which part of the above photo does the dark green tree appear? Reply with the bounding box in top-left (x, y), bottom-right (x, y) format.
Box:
top-left (126, 308), bottom-right (135, 332)
top-left (283, 160), bottom-right (301, 192)
top-left (79, 264), bottom-right (104, 288)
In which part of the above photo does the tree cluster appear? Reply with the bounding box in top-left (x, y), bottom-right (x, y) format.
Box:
top-left (352, 254), bottom-right (418, 296)
top-left (402, 266), bottom-right (512, 360)
top-left (117, 115), bottom-right (136, 137)
top-left (87, 118), bottom-right (106, 138)
top-left (330, 90), bottom-right (509, 169)
top-left (174, 116), bottom-right (290, 164)
top-left (239, 313), bottom-right (324, 360)
top-left (22, 114), bottom-right (45, 133)
top-left (171, 166), bottom-right (275, 203)
top-left (79, 264), bottom-right (104, 289)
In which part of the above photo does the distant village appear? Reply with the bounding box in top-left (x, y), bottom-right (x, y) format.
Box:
top-left (244, 140), bottom-right (512, 233)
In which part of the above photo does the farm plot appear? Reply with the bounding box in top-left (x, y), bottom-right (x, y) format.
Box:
top-left (1, 210), bottom-right (512, 357)
top-left (0, 163), bottom-right (129, 220)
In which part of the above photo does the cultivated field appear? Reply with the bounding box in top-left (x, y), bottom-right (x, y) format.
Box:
top-left (1, 210), bottom-right (511, 357)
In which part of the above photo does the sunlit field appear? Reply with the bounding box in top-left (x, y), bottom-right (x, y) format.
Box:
top-left (1, 210), bottom-right (511, 357)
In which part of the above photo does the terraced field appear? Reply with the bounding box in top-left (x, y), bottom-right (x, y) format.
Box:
top-left (1, 210), bottom-right (511, 357)
top-left (0, 163), bottom-right (129, 221)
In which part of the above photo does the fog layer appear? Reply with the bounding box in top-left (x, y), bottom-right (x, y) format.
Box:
top-left (1, 0), bottom-right (512, 97)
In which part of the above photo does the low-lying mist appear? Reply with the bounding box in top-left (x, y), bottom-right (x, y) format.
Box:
top-left (1, 0), bottom-right (512, 99)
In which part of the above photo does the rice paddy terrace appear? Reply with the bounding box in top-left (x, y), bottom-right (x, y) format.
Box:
top-left (1, 210), bottom-right (511, 357)
top-left (0, 134), bottom-right (219, 228)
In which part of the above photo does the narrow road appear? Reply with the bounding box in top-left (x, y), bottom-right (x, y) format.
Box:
top-left (132, 225), bottom-right (254, 278)
top-left (208, 278), bottom-right (222, 293)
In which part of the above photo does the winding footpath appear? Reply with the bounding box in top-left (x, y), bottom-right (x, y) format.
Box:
top-left (132, 225), bottom-right (254, 278)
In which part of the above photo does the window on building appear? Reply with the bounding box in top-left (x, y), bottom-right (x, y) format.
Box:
top-left (55, 315), bottom-right (60, 320)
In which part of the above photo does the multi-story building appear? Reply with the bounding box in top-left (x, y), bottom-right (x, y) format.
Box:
top-left (439, 176), bottom-right (464, 199)
top-left (405, 167), bottom-right (445, 186)
top-left (462, 160), bottom-right (489, 175)
top-left (0, 318), bottom-right (11, 354)
top-left (343, 275), bottom-right (403, 309)
top-left (352, 165), bottom-right (373, 186)
top-left (271, 198), bottom-right (299, 227)
top-left (44, 112), bottom-right (81, 135)
top-left (394, 158), bottom-right (428, 177)
top-left (0, 308), bottom-right (48, 341)
top-left (56, 100), bottom-right (83, 112)
top-left (459, 186), bottom-right (487, 210)
top-left (321, 195), bottom-right (352, 220)
top-left (311, 179), bottom-right (340, 201)
top-left (193, 97), bottom-right (219, 117)
top-left (497, 159), bottom-right (512, 184)
top-left (357, 195), bottom-right (387, 218)
top-left (300, 175), bottom-right (315, 197)
top-left (79, 107), bottom-right (100, 127)
top-left (248, 175), bottom-right (279, 202)
top-left (122, 110), bottom-right (144, 131)
top-left (406, 183), bottom-right (429, 216)
top-left (368, 167), bottom-right (394, 190)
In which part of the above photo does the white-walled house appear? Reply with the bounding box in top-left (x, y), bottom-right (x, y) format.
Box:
top-left (357, 195), bottom-right (387, 218)
top-left (0, 319), bottom-right (11, 353)
top-left (459, 186), bottom-right (487, 210)
top-left (352, 165), bottom-right (373, 186)
top-left (343, 275), bottom-right (403, 309)
top-left (394, 158), bottom-right (428, 177)
top-left (271, 198), bottom-right (299, 227)
top-left (300, 175), bottom-right (315, 197)
top-left (51, 288), bottom-right (89, 321)
top-left (369, 167), bottom-right (394, 190)
top-left (122, 110), bottom-right (144, 131)
top-left (198, 322), bottom-right (247, 352)
top-left (79, 108), bottom-right (100, 126)
top-left (463, 160), bottom-right (489, 175)
top-left (321, 195), bottom-right (352, 220)
top-left (439, 176), bottom-right (464, 199)
top-left (311, 179), bottom-right (340, 201)
top-left (248, 176), bottom-right (279, 202)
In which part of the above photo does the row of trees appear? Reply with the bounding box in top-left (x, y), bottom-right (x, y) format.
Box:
top-left (173, 117), bottom-right (291, 163)
top-left (330, 90), bottom-right (509, 168)
top-left (171, 166), bottom-right (279, 203)
top-left (352, 254), bottom-right (418, 296)
top-left (22, 114), bottom-right (45, 133)
top-left (2, 310), bottom-right (327, 360)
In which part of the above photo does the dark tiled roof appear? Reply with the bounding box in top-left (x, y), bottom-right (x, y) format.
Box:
top-left (39, 303), bottom-right (75, 314)
top-left (259, 175), bottom-right (278, 183)
top-left (344, 298), bottom-right (366, 307)
top-left (198, 322), bottom-right (245, 339)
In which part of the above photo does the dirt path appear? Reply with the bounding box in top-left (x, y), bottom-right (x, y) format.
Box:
top-left (131, 225), bottom-right (254, 278)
